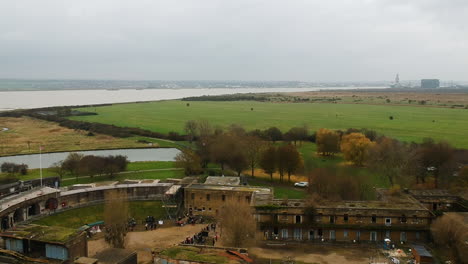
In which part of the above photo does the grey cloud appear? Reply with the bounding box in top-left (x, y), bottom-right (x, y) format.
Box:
top-left (0, 0), bottom-right (467, 81)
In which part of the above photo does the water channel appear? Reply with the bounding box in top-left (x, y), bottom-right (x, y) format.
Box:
top-left (0, 148), bottom-right (180, 169)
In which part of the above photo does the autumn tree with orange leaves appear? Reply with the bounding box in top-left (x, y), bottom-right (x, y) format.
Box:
top-left (340, 133), bottom-right (374, 166)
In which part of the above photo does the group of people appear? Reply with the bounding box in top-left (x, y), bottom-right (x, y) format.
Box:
top-left (127, 218), bottom-right (137, 231)
top-left (182, 223), bottom-right (219, 246)
top-left (145, 215), bottom-right (157, 230)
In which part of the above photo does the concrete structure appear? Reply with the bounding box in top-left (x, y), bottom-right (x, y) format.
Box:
top-left (255, 192), bottom-right (433, 243)
top-left (408, 189), bottom-right (465, 212)
top-left (0, 224), bottom-right (87, 263)
top-left (411, 244), bottom-right (433, 264)
top-left (84, 248), bottom-right (137, 264)
top-left (0, 181), bottom-right (181, 231)
top-left (421, 79), bottom-right (440, 89)
top-left (204, 176), bottom-right (240, 186)
top-left (184, 183), bottom-right (272, 216)
top-left (0, 187), bottom-right (60, 230)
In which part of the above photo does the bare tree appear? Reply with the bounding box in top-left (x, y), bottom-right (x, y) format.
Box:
top-left (175, 149), bottom-right (202, 175)
top-left (259, 146), bottom-right (277, 181)
top-left (104, 190), bottom-right (129, 248)
top-left (62, 152), bottom-right (84, 178)
top-left (184, 120), bottom-right (198, 143)
top-left (50, 161), bottom-right (66, 179)
top-left (219, 199), bottom-right (256, 248)
top-left (431, 213), bottom-right (468, 263)
top-left (367, 137), bottom-right (408, 186)
top-left (244, 136), bottom-right (265, 178)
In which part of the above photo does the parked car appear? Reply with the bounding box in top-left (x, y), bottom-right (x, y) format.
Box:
top-left (294, 182), bottom-right (309, 187)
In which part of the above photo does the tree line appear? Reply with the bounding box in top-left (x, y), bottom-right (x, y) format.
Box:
top-left (177, 120), bottom-right (304, 181)
top-left (315, 128), bottom-right (463, 189)
top-left (51, 153), bottom-right (129, 179)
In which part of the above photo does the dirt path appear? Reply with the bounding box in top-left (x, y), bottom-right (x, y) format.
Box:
top-left (89, 224), bottom-right (206, 263)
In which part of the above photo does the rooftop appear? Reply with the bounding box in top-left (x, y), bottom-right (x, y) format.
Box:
top-left (187, 184), bottom-right (271, 194)
top-left (0, 224), bottom-right (82, 244)
top-left (264, 196), bottom-right (428, 211)
top-left (159, 246), bottom-right (248, 264)
top-left (409, 189), bottom-right (459, 197)
top-left (411, 245), bottom-right (432, 258)
top-left (61, 182), bottom-right (174, 196)
top-left (92, 248), bottom-right (137, 264)
top-left (0, 187), bottom-right (59, 213)
top-left (204, 176), bottom-right (240, 186)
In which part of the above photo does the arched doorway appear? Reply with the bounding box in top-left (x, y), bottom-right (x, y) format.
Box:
top-left (1, 216), bottom-right (9, 230)
top-left (13, 209), bottom-right (24, 223)
top-left (45, 198), bottom-right (58, 210)
top-left (27, 203), bottom-right (40, 217)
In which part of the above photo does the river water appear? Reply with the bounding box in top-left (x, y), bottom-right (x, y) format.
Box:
top-left (0, 87), bottom-right (382, 111)
top-left (0, 148), bottom-right (180, 169)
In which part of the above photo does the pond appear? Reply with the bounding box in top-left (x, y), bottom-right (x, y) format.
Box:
top-left (0, 148), bottom-right (180, 169)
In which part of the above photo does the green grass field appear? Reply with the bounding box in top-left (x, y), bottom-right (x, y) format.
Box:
top-left (70, 100), bottom-right (468, 148)
top-left (34, 201), bottom-right (165, 228)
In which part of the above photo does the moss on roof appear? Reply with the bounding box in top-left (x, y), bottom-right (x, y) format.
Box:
top-left (160, 246), bottom-right (231, 264)
top-left (2, 224), bottom-right (80, 243)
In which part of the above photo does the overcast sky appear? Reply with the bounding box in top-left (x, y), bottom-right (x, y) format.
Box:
top-left (1, 0), bottom-right (467, 81)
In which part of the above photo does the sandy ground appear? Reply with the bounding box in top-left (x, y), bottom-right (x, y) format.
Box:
top-left (88, 224), bottom-right (206, 264)
top-left (249, 246), bottom-right (386, 264)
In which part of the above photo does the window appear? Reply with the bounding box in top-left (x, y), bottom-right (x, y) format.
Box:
top-left (329, 230), bottom-right (336, 240)
top-left (309, 230), bottom-right (315, 240)
top-left (371, 214), bottom-right (377, 223)
top-left (246, 196), bottom-right (251, 203)
top-left (412, 215), bottom-right (418, 223)
top-left (385, 218), bottom-right (391, 226)
top-left (191, 193), bottom-right (195, 200)
top-left (202, 207), bottom-right (205, 211)
top-left (400, 214), bottom-right (407, 223)
top-left (400, 232), bottom-right (407, 242)
top-left (316, 213), bottom-right (323, 222)
top-left (344, 230), bottom-right (348, 238)
top-left (294, 228), bottom-right (302, 240)
top-left (416, 232), bottom-right (420, 240)
top-left (208, 208), bottom-right (211, 211)
top-left (280, 212), bottom-right (288, 222)
top-left (344, 214), bottom-right (349, 222)
top-left (206, 194), bottom-right (210, 201)
top-left (370, 231), bottom-right (377, 241)
top-left (356, 231), bottom-right (361, 240)
top-left (222, 194), bottom-right (226, 201)
top-left (385, 231), bottom-right (391, 238)
top-left (295, 215), bottom-right (302, 224)
top-left (329, 215), bottom-right (335, 224)
top-left (281, 229), bottom-right (288, 239)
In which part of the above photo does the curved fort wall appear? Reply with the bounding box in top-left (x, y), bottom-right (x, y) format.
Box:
top-left (0, 181), bottom-right (181, 230)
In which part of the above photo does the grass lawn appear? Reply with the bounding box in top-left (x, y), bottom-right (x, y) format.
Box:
top-left (70, 100), bottom-right (468, 148)
top-left (248, 177), bottom-right (307, 199)
top-left (34, 201), bottom-right (165, 228)
top-left (126, 161), bottom-right (175, 171)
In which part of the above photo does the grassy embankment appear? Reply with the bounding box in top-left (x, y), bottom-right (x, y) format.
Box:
top-left (0, 161), bottom-right (184, 186)
top-left (34, 201), bottom-right (165, 228)
top-left (0, 116), bottom-right (183, 157)
top-left (70, 100), bottom-right (468, 148)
